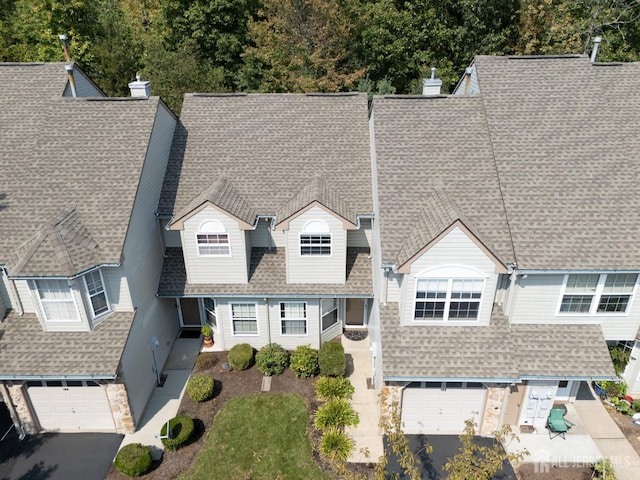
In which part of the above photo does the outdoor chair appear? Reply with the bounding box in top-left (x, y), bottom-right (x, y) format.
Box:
top-left (546, 408), bottom-right (575, 439)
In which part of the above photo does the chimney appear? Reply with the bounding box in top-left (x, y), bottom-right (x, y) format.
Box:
top-left (422, 67), bottom-right (442, 96)
top-left (128, 74), bottom-right (151, 97)
top-left (590, 36), bottom-right (602, 62)
top-left (59, 34), bottom-right (77, 97)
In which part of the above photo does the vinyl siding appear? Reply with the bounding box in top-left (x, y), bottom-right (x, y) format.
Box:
top-left (102, 266), bottom-right (133, 311)
top-left (215, 298), bottom-right (270, 349)
top-left (181, 206), bottom-right (248, 284)
top-left (286, 206), bottom-right (347, 284)
top-left (0, 270), bottom-right (10, 314)
top-left (347, 220), bottom-right (372, 248)
top-left (387, 273), bottom-right (402, 303)
top-left (248, 218), bottom-right (285, 248)
top-left (269, 299), bottom-right (320, 349)
top-left (63, 69), bottom-right (104, 97)
top-left (401, 226), bottom-right (499, 326)
top-left (510, 274), bottom-right (640, 340)
top-left (15, 279), bottom-right (35, 313)
top-left (161, 219), bottom-right (182, 248)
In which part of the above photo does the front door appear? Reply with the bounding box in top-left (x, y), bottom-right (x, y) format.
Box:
top-left (179, 298), bottom-right (201, 328)
top-left (345, 298), bottom-right (366, 328)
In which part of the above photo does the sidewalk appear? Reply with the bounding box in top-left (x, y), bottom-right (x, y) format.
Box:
top-left (343, 333), bottom-right (384, 463)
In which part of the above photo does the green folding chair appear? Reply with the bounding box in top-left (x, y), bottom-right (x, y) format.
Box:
top-left (546, 408), bottom-right (575, 439)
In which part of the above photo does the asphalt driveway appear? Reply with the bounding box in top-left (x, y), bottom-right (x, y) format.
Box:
top-left (0, 431), bottom-right (123, 480)
top-left (386, 434), bottom-right (517, 480)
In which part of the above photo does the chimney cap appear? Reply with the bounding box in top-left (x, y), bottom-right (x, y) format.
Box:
top-left (128, 73), bottom-right (151, 97)
top-left (422, 67), bottom-right (443, 96)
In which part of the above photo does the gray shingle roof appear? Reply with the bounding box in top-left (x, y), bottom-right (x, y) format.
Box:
top-left (0, 311), bottom-right (134, 377)
top-left (0, 63), bottom-right (166, 276)
top-left (159, 93), bottom-right (373, 223)
top-left (380, 304), bottom-right (615, 380)
top-left (158, 247), bottom-right (372, 296)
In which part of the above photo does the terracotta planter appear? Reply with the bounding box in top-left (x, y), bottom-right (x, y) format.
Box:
top-left (203, 336), bottom-right (214, 348)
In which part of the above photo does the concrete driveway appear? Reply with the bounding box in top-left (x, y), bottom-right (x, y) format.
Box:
top-left (385, 434), bottom-right (517, 480)
top-left (0, 432), bottom-right (123, 480)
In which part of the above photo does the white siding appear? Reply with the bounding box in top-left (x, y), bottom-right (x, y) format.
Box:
top-left (269, 299), bottom-right (321, 350)
top-left (15, 279), bottom-right (35, 313)
top-left (286, 206), bottom-right (347, 284)
top-left (215, 298), bottom-right (270, 349)
top-left (386, 273), bottom-right (402, 303)
top-left (181, 206), bottom-right (248, 284)
top-left (347, 220), bottom-right (372, 248)
top-left (102, 266), bottom-right (133, 311)
top-left (0, 270), bottom-right (10, 314)
top-left (511, 274), bottom-right (640, 340)
top-left (247, 218), bottom-right (286, 248)
top-left (401, 227), bottom-right (499, 326)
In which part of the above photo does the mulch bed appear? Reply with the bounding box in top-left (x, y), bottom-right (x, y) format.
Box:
top-left (105, 350), bottom-right (375, 479)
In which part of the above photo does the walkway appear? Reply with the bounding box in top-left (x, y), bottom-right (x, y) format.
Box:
top-left (342, 333), bottom-right (384, 463)
top-left (118, 337), bottom-right (200, 458)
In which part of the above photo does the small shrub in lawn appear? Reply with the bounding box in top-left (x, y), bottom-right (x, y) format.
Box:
top-left (319, 342), bottom-right (346, 377)
top-left (255, 343), bottom-right (289, 376)
top-left (194, 352), bottom-right (218, 371)
top-left (160, 415), bottom-right (195, 451)
top-left (228, 343), bottom-right (254, 370)
top-left (315, 376), bottom-right (355, 401)
top-left (314, 398), bottom-right (359, 430)
top-left (290, 344), bottom-right (319, 378)
top-left (114, 443), bottom-right (152, 477)
top-left (186, 374), bottom-right (215, 402)
top-left (632, 399), bottom-right (640, 413)
top-left (320, 428), bottom-right (354, 463)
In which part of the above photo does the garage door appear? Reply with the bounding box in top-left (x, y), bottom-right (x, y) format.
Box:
top-left (28, 381), bottom-right (115, 432)
top-left (401, 383), bottom-right (486, 434)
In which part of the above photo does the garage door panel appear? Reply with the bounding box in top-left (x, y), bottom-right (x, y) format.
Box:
top-left (401, 387), bottom-right (485, 434)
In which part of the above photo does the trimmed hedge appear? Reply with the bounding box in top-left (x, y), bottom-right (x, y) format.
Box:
top-left (161, 415), bottom-right (195, 451)
top-left (114, 443), bottom-right (152, 477)
top-left (315, 376), bottom-right (354, 401)
top-left (228, 343), bottom-right (254, 370)
top-left (319, 342), bottom-right (346, 377)
top-left (290, 345), bottom-right (319, 378)
top-left (314, 398), bottom-right (359, 430)
top-left (186, 374), bottom-right (215, 402)
top-left (256, 343), bottom-right (289, 376)
top-left (194, 352), bottom-right (218, 371)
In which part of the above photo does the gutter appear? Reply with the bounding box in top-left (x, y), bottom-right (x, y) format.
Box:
top-left (383, 376), bottom-right (518, 384)
top-left (7, 263), bottom-right (120, 281)
top-left (516, 269), bottom-right (639, 275)
top-left (0, 374), bottom-right (117, 381)
top-left (519, 374), bottom-right (618, 382)
top-left (157, 293), bottom-right (374, 299)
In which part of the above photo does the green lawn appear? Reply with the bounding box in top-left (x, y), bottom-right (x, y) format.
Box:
top-left (179, 393), bottom-right (328, 480)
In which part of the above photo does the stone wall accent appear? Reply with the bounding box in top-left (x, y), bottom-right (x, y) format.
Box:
top-left (6, 383), bottom-right (38, 435)
top-left (106, 383), bottom-right (135, 434)
top-left (379, 381), bottom-right (405, 427)
top-left (480, 386), bottom-right (507, 436)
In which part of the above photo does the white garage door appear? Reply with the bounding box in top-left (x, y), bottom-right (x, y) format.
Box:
top-left (28, 381), bottom-right (115, 432)
top-left (401, 383), bottom-right (486, 434)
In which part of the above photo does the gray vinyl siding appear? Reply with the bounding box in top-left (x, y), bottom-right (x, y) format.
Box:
top-left (15, 279), bottom-right (34, 313)
top-left (347, 220), bottom-right (372, 248)
top-left (118, 104), bottom-right (180, 423)
top-left (0, 270), bottom-right (10, 314)
top-left (248, 218), bottom-right (285, 248)
top-left (401, 226), bottom-right (499, 326)
top-left (510, 273), bottom-right (640, 340)
top-left (181, 206), bottom-right (249, 284)
top-left (387, 273), bottom-right (402, 303)
top-left (453, 63), bottom-right (479, 95)
top-left (215, 298), bottom-right (270, 349)
top-left (102, 266), bottom-right (133, 311)
top-left (269, 299), bottom-right (320, 349)
top-left (286, 206), bottom-right (347, 284)
top-left (321, 314), bottom-right (343, 344)
top-left (63, 69), bottom-right (104, 97)
top-left (161, 219), bottom-right (182, 248)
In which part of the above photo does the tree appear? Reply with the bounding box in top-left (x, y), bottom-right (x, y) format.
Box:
top-left (443, 418), bottom-right (529, 480)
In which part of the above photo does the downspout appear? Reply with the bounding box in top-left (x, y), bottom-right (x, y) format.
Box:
top-left (155, 213), bottom-right (167, 256)
top-left (382, 266), bottom-right (391, 306)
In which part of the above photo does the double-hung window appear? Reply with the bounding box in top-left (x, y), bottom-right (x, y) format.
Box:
top-left (300, 220), bottom-right (331, 256)
top-left (231, 303), bottom-right (258, 334)
top-left (197, 220), bottom-right (230, 256)
top-left (415, 278), bottom-right (483, 321)
top-left (559, 273), bottom-right (638, 314)
top-left (321, 298), bottom-right (338, 330)
top-left (35, 279), bottom-right (81, 323)
top-left (83, 270), bottom-right (110, 318)
top-left (203, 298), bottom-right (217, 327)
top-left (280, 302), bottom-right (307, 335)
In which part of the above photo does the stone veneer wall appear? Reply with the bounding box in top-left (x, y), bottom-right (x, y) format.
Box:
top-left (6, 383), bottom-right (38, 434)
top-left (106, 383), bottom-right (135, 434)
top-left (380, 381), bottom-right (405, 425)
top-left (479, 386), bottom-right (507, 436)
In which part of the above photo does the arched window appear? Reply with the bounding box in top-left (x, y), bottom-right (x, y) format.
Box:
top-left (299, 220), bottom-right (331, 256)
top-left (197, 220), bottom-right (230, 256)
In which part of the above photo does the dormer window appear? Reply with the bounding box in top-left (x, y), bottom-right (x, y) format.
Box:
top-left (197, 220), bottom-right (230, 256)
top-left (35, 279), bottom-right (81, 323)
top-left (83, 270), bottom-right (110, 318)
top-left (300, 220), bottom-right (331, 256)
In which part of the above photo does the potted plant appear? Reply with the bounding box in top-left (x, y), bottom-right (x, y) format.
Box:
top-left (201, 324), bottom-right (214, 348)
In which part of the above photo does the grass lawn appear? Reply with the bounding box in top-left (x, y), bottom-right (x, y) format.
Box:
top-left (179, 392), bottom-right (328, 480)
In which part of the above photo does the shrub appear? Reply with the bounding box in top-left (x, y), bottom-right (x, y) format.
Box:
top-left (255, 343), bottom-right (289, 376)
top-left (314, 399), bottom-right (359, 430)
top-left (600, 379), bottom-right (627, 398)
top-left (290, 345), bottom-right (319, 378)
top-left (201, 324), bottom-right (212, 338)
top-left (319, 342), bottom-right (346, 377)
top-left (593, 458), bottom-right (617, 479)
top-left (186, 374), bottom-right (215, 402)
top-left (194, 352), bottom-right (218, 371)
top-left (160, 415), bottom-right (195, 451)
top-left (315, 376), bottom-right (355, 401)
top-left (114, 443), bottom-right (152, 477)
top-left (228, 343), bottom-right (254, 371)
top-left (609, 345), bottom-right (630, 375)
top-left (632, 399), bottom-right (640, 413)
top-left (319, 428), bottom-right (354, 463)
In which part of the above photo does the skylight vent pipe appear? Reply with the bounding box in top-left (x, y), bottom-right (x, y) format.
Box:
top-left (59, 34), bottom-right (77, 97)
top-left (590, 36), bottom-right (602, 62)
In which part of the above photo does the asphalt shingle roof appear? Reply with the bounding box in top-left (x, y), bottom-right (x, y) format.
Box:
top-left (159, 93), bottom-right (373, 223)
top-left (0, 63), bottom-right (166, 276)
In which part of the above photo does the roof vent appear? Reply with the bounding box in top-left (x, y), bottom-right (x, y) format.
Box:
top-left (128, 74), bottom-right (151, 97)
top-left (422, 67), bottom-right (442, 96)
top-left (590, 36), bottom-right (602, 62)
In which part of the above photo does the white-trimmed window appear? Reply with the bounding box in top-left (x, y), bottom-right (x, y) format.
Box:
top-left (415, 278), bottom-right (483, 321)
top-left (83, 270), bottom-right (110, 318)
top-left (280, 302), bottom-right (307, 335)
top-left (231, 303), bottom-right (258, 334)
top-left (197, 220), bottom-right (230, 256)
top-left (321, 298), bottom-right (338, 330)
top-left (203, 298), bottom-right (217, 327)
top-left (35, 279), bottom-right (81, 323)
top-left (559, 273), bottom-right (638, 315)
top-left (300, 220), bottom-right (331, 256)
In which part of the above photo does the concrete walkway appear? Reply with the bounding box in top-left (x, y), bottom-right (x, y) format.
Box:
top-left (343, 333), bottom-right (384, 463)
top-left (118, 337), bottom-right (200, 458)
